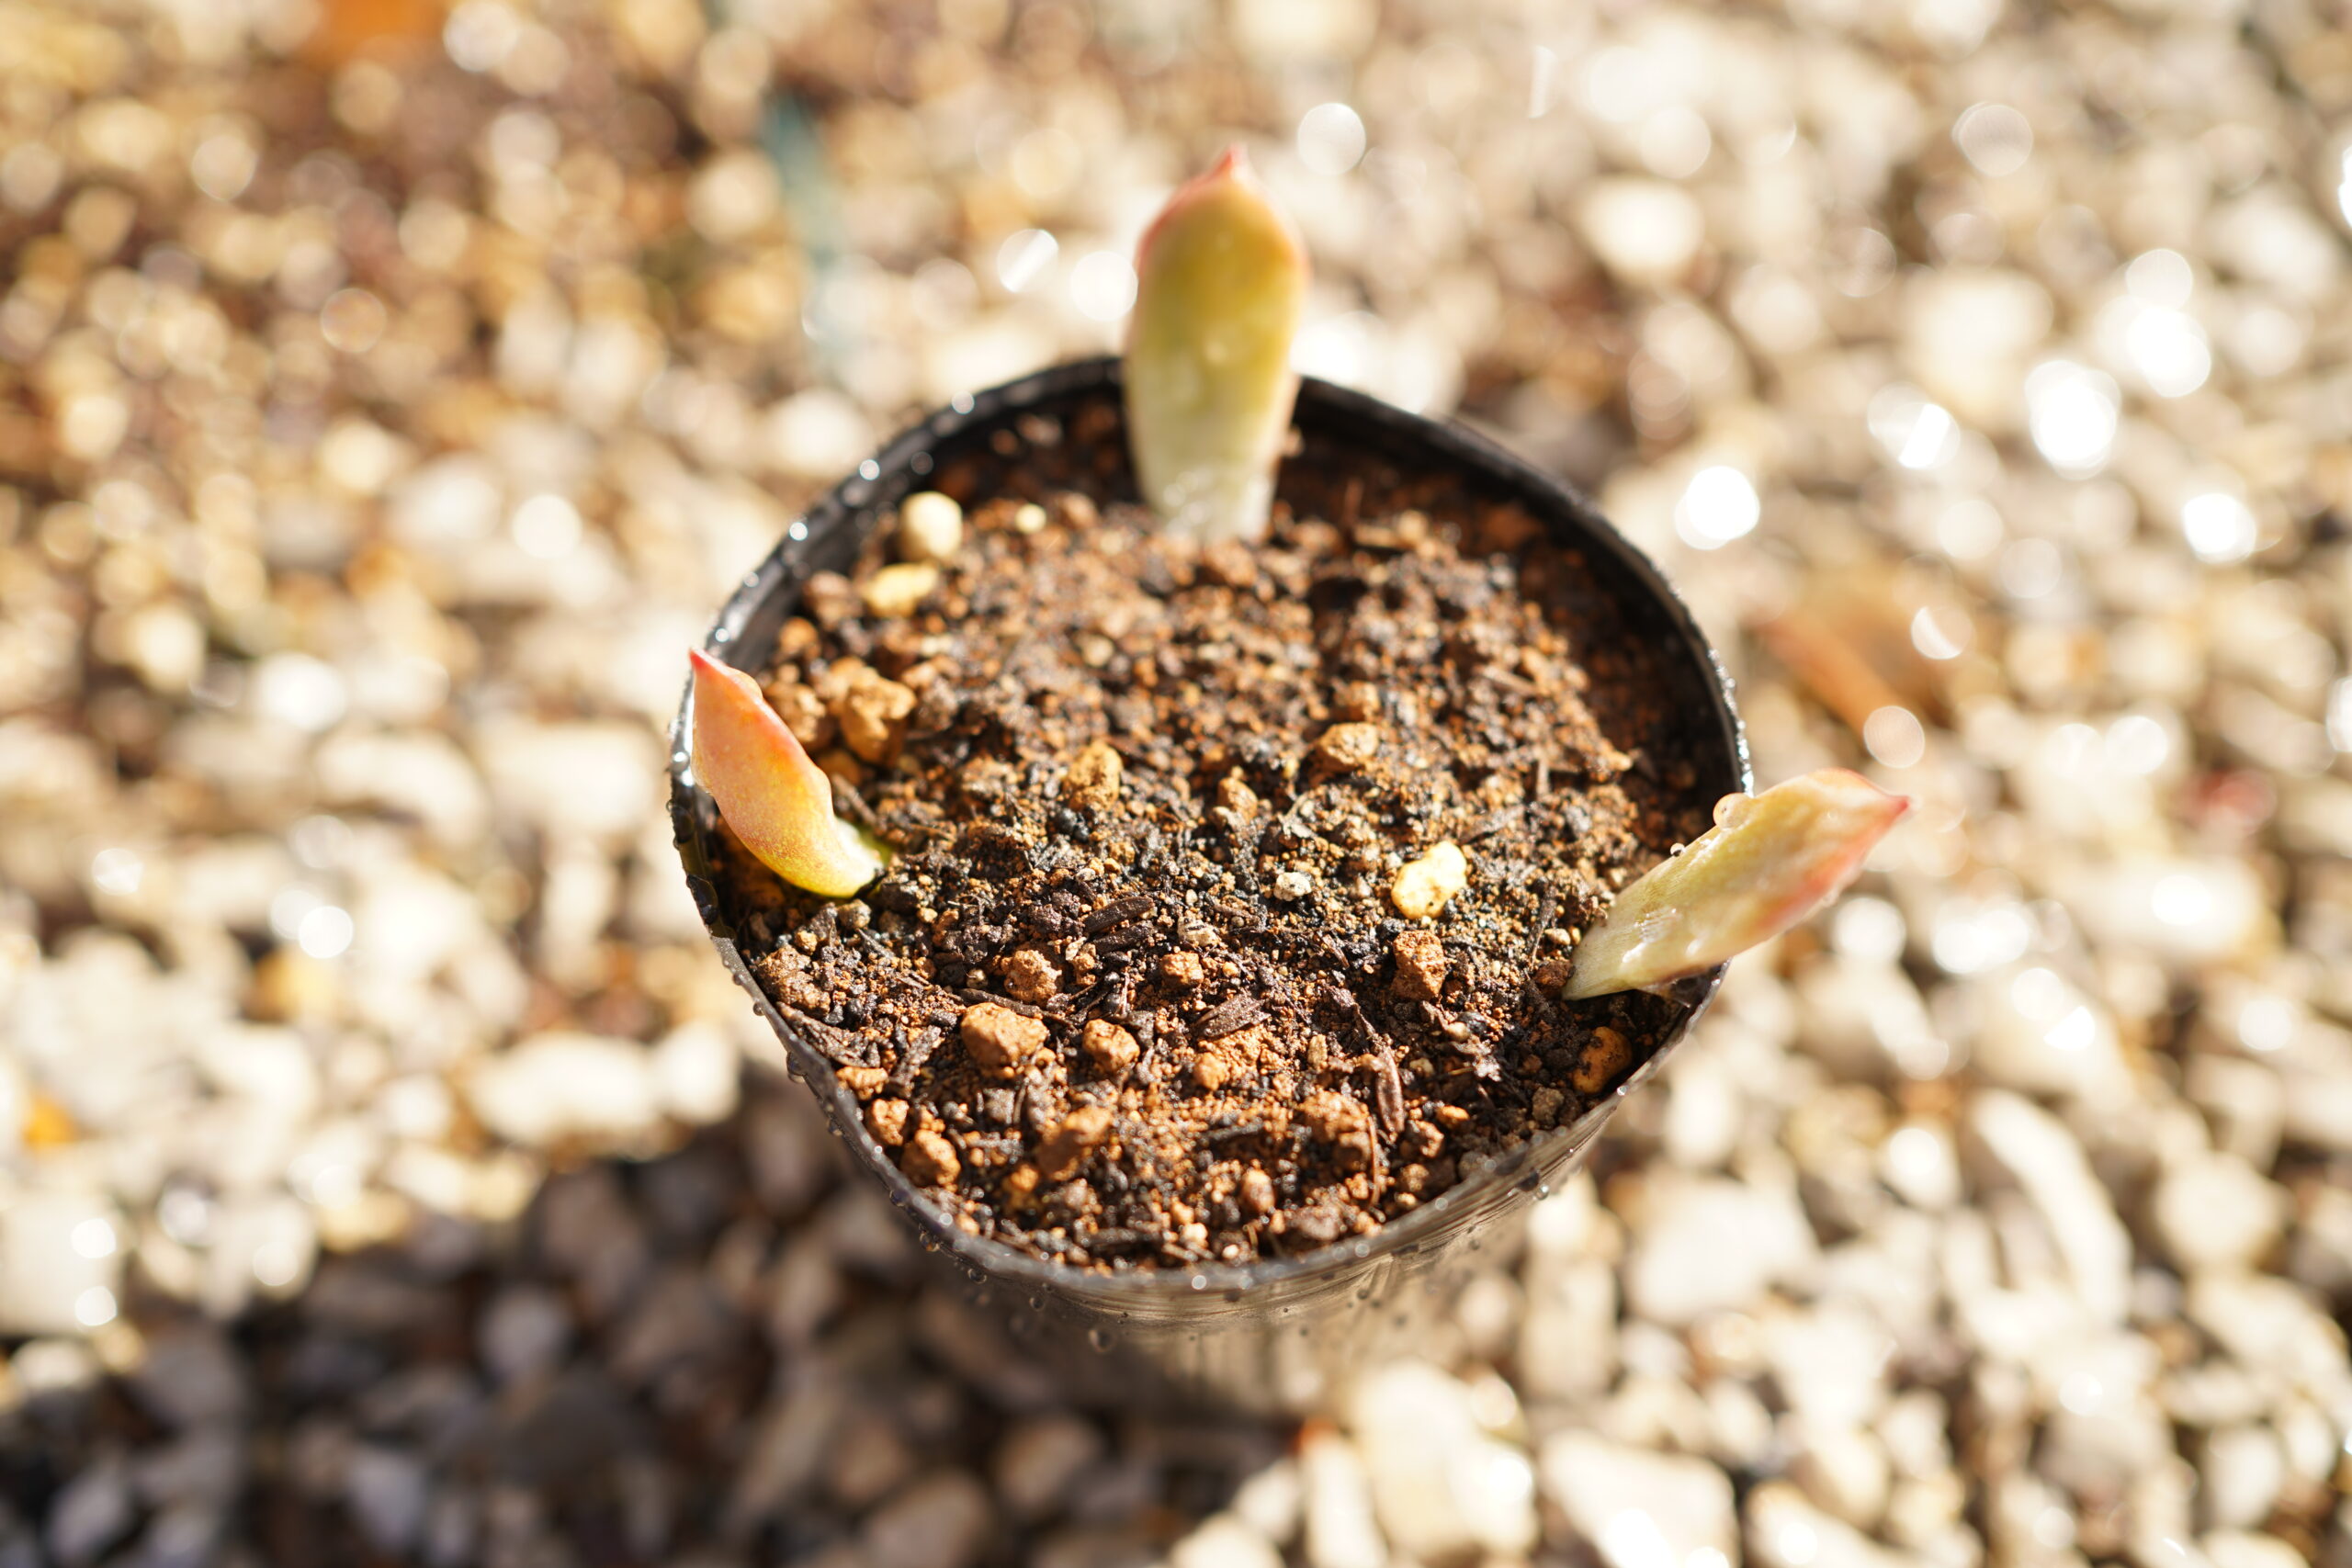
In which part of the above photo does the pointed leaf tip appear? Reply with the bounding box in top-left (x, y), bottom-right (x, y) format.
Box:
top-left (1125, 144), bottom-right (1308, 545)
top-left (1562, 769), bottom-right (1911, 999)
top-left (688, 647), bottom-right (888, 900)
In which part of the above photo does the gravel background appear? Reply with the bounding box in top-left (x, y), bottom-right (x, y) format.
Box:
top-left (3, 1), bottom-right (2350, 1565)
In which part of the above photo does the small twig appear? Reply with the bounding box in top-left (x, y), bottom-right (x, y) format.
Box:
top-left (1195, 995), bottom-right (1266, 1041)
top-left (1081, 894), bottom-right (1155, 936)
top-left (887, 1028), bottom-right (940, 1095)
top-left (1207, 896), bottom-right (1269, 942)
top-left (1278, 783), bottom-right (1328, 843)
top-left (1467, 804), bottom-right (1524, 841)
top-left (1522, 973), bottom-right (1558, 1025)
top-left (1527, 884), bottom-right (1557, 964)
top-left (1055, 978), bottom-right (1116, 1021)
top-left (1370, 1043), bottom-right (1406, 1134)
top-left (830, 780), bottom-right (885, 834)
top-left (959, 988), bottom-right (1044, 1019)
top-left (1203, 1118), bottom-right (1266, 1147)
top-left (776, 1004), bottom-right (871, 1066)
top-left (1323, 981), bottom-right (1408, 1134)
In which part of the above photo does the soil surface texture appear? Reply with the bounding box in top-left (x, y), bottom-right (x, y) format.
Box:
top-left (712, 396), bottom-right (1721, 1270)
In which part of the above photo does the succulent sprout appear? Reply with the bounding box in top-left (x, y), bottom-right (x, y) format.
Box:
top-left (687, 648), bottom-right (890, 899)
top-left (1562, 769), bottom-right (1911, 999)
top-left (1124, 145), bottom-right (1309, 544)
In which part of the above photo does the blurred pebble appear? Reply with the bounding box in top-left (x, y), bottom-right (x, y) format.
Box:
top-left (1301, 1426), bottom-right (1383, 1568)
top-left (858, 1472), bottom-right (992, 1568)
top-left (1542, 1432), bottom-right (1737, 1568)
top-left (2151, 1151), bottom-right (2288, 1277)
top-left (1624, 1175), bottom-right (1816, 1325)
top-left (1348, 1360), bottom-right (1535, 1558)
top-left (897, 491), bottom-right (965, 564)
top-left (45, 1457), bottom-right (134, 1565)
top-left (1169, 1514), bottom-right (1283, 1568)
top-left (993, 1414), bottom-right (1104, 1521)
top-left (5, 2), bottom-right (2351, 1564)
top-left (465, 1033), bottom-right (663, 1149)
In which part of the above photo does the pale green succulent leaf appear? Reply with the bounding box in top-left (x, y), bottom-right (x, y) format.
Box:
top-left (689, 648), bottom-right (889, 900)
top-left (1563, 769), bottom-right (1911, 999)
top-left (1124, 146), bottom-right (1309, 544)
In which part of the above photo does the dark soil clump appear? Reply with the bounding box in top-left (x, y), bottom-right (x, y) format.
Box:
top-left (710, 395), bottom-right (1718, 1270)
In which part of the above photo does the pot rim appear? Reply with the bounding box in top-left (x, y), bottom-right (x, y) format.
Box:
top-left (668, 355), bottom-right (1750, 1306)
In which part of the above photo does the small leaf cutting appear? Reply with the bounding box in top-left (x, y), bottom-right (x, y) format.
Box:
top-left (688, 648), bottom-right (890, 900)
top-left (1562, 769), bottom-right (1912, 999)
top-left (1124, 145), bottom-right (1309, 544)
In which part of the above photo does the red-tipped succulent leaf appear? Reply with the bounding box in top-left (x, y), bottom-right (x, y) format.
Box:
top-left (688, 648), bottom-right (888, 899)
top-left (1124, 145), bottom-right (1309, 544)
top-left (1562, 769), bottom-right (1912, 999)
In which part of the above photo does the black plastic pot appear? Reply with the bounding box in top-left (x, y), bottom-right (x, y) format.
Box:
top-left (669, 356), bottom-right (1748, 1414)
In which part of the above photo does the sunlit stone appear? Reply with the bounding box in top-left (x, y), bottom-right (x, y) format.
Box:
top-left (1673, 466), bottom-right (1759, 550)
top-left (2123, 307), bottom-right (2210, 397)
top-left (1996, 537), bottom-right (2064, 599)
top-left (1230, 0), bottom-right (1375, 65)
top-left (512, 493), bottom-right (582, 558)
top-left (2180, 492), bottom-right (2256, 564)
top-left (909, 258), bottom-right (978, 332)
top-left (1953, 102), bottom-right (2032, 175)
top-left (254, 652), bottom-right (349, 732)
top-left (297, 904), bottom-right (355, 959)
top-left (1903, 270), bottom-right (2052, 427)
top-left (1831, 896), bottom-right (1907, 963)
top-left (1528, 45), bottom-right (1559, 118)
top-left (1930, 897), bottom-right (2031, 975)
top-left (2237, 993), bottom-right (2301, 1053)
top-left (1910, 605), bottom-right (1970, 660)
top-left (319, 419), bottom-right (408, 496)
top-left (2023, 360), bottom-right (2118, 476)
top-left (320, 288), bottom-right (387, 354)
top-left (1578, 179), bottom-right (1704, 283)
top-left (69, 1219), bottom-right (116, 1259)
top-left (1008, 128), bottom-right (1080, 202)
top-left (2151, 871), bottom-right (2211, 928)
top-left (996, 228), bottom-right (1058, 293)
top-left (90, 847), bottom-right (143, 897)
top-left (1934, 498), bottom-right (2003, 561)
top-left (1069, 250), bottom-right (1136, 322)
top-left (1580, 46), bottom-right (1662, 124)
top-left (1868, 384), bottom-right (1962, 470)
top-left (1292, 310), bottom-right (1382, 389)
top-left (189, 130), bottom-right (257, 202)
top-left (1638, 107), bottom-right (1712, 179)
top-left (2124, 248), bottom-right (2194, 308)
top-left (444, 0), bottom-right (522, 71)
top-left (686, 151), bottom-right (780, 243)
top-left (2104, 713), bottom-right (2172, 774)
top-left (2227, 302), bottom-right (2305, 377)
top-left (1912, 0), bottom-right (2001, 54)
top-left (1863, 705), bottom-right (1928, 768)
top-left (1297, 103), bottom-right (1367, 175)
top-left (765, 389), bottom-right (874, 479)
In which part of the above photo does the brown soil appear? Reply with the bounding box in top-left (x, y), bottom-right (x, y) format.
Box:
top-left (710, 395), bottom-right (1720, 1270)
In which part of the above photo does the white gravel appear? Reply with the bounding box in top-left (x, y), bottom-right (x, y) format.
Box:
top-left (3, 1), bottom-right (2351, 1565)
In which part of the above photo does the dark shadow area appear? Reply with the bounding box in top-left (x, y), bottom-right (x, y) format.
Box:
top-left (0, 1073), bottom-right (1288, 1568)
